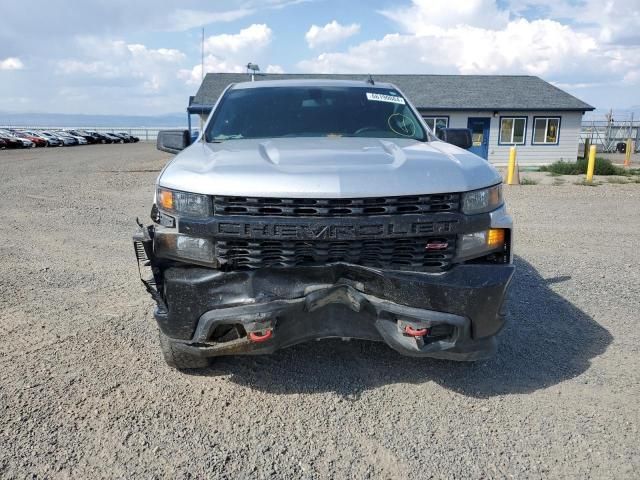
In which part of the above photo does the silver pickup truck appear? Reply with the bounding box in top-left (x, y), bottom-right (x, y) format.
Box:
top-left (133, 79), bottom-right (514, 369)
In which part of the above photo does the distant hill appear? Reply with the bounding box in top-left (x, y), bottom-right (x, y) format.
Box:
top-left (0, 111), bottom-right (187, 128)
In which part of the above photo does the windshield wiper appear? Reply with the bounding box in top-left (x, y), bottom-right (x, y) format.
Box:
top-left (210, 134), bottom-right (244, 142)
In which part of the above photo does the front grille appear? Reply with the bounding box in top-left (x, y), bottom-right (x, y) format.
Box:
top-left (215, 236), bottom-right (456, 272)
top-left (213, 194), bottom-right (460, 217)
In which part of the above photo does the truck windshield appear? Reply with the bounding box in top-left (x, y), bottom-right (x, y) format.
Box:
top-left (206, 86), bottom-right (428, 142)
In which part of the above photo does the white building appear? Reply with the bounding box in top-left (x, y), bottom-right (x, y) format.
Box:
top-left (189, 73), bottom-right (594, 165)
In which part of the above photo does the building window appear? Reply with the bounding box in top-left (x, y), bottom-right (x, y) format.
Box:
top-left (422, 116), bottom-right (449, 132)
top-left (532, 117), bottom-right (560, 145)
top-left (499, 117), bottom-right (527, 145)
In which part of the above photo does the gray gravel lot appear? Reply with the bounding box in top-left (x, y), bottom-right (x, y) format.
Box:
top-left (1, 143), bottom-right (639, 479)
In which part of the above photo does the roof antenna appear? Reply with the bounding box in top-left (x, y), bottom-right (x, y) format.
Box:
top-left (366, 74), bottom-right (375, 85)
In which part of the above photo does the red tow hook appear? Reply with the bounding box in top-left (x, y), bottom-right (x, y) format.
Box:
top-left (404, 325), bottom-right (429, 337)
top-left (248, 329), bottom-right (273, 343)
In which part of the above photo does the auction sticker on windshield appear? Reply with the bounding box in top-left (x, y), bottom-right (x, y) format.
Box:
top-left (366, 92), bottom-right (406, 105)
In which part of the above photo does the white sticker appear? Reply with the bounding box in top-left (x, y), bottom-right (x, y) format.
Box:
top-left (366, 92), bottom-right (406, 105)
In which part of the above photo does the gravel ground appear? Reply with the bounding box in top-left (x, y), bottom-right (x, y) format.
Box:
top-left (1, 144), bottom-right (638, 479)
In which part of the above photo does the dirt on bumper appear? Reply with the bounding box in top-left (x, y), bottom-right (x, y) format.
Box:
top-left (154, 262), bottom-right (514, 360)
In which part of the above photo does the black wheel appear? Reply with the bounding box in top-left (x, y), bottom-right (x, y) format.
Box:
top-left (158, 330), bottom-right (208, 369)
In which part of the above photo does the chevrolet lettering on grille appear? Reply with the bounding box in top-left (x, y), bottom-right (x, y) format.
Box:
top-left (180, 218), bottom-right (462, 240)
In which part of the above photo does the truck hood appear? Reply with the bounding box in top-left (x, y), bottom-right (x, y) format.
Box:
top-left (158, 137), bottom-right (502, 197)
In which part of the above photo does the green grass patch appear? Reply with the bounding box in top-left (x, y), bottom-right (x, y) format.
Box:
top-left (520, 177), bottom-right (538, 185)
top-left (574, 179), bottom-right (600, 186)
top-left (547, 171), bottom-right (563, 177)
top-left (539, 157), bottom-right (632, 176)
top-left (606, 177), bottom-right (629, 184)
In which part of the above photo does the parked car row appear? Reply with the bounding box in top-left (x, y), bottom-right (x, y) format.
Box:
top-left (0, 128), bottom-right (140, 149)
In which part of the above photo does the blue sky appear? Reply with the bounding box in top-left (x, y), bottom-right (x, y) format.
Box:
top-left (1, 0), bottom-right (639, 115)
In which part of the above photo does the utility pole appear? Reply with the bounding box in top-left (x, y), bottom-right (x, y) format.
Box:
top-left (605, 108), bottom-right (613, 152)
top-left (199, 28), bottom-right (205, 134)
top-left (201, 28), bottom-right (205, 81)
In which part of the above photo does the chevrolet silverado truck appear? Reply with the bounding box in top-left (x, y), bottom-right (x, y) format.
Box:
top-left (133, 79), bottom-right (514, 369)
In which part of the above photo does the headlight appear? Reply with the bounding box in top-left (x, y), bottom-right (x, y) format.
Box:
top-left (157, 187), bottom-right (211, 219)
top-left (461, 184), bottom-right (503, 214)
top-left (154, 232), bottom-right (215, 264)
top-left (459, 228), bottom-right (506, 259)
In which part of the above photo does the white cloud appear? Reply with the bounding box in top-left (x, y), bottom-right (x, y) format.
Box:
top-left (147, 1), bottom-right (320, 32)
top-left (298, 0), bottom-right (639, 97)
top-left (178, 55), bottom-right (245, 85)
top-left (299, 19), bottom-right (600, 77)
top-left (0, 1), bottom-right (311, 115)
top-left (57, 60), bottom-right (109, 76)
top-left (381, 0), bottom-right (509, 33)
top-left (126, 44), bottom-right (185, 62)
top-left (178, 59), bottom-right (284, 86)
top-left (265, 64), bottom-right (285, 73)
top-left (164, 8), bottom-right (255, 32)
top-left (575, 0), bottom-right (640, 46)
top-left (623, 70), bottom-right (640, 84)
top-left (305, 20), bottom-right (360, 48)
top-left (0, 57), bottom-right (24, 70)
top-left (179, 24), bottom-right (275, 84)
top-left (57, 39), bottom-right (186, 93)
top-left (506, 0), bottom-right (640, 45)
top-left (204, 24), bottom-right (272, 54)
top-left (1, 0), bottom-right (638, 114)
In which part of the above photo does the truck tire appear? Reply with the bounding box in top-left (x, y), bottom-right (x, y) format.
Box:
top-left (158, 331), bottom-right (208, 369)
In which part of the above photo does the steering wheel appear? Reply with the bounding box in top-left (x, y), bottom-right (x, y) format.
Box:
top-left (353, 126), bottom-right (379, 135)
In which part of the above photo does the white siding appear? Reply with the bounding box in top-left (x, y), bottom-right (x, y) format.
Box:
top-left (422, 110), bottom-right (583, 165)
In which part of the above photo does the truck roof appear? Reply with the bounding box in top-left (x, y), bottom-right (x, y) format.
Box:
top-left (230, 79), bottom-right (398, 90)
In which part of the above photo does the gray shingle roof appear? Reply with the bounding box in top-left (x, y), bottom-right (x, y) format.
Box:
top-left (192, 73), bottom-right (594, 112)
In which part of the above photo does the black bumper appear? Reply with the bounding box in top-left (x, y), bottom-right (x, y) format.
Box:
top-left (153, 262), bottom-right (514, 360)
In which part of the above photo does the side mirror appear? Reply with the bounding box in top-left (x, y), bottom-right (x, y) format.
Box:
top-left (437, 128), bottom-right (473, 150)
top-left (157, 129), bottom-right (190, 154)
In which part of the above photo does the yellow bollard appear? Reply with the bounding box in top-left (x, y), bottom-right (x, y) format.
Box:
top-left (586, 145), bottom-right (596, 183)
top-left (583, 138), bottom-right (590, 159)
top-left (624, 138), bottom-right (632, 167)
top-left (507, 146), bottom-right (517, 185)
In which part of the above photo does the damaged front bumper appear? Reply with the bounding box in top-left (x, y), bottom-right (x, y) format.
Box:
top-left (134, 224), bottom-right (514, 361)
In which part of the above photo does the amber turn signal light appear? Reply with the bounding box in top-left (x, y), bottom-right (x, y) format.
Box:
top-left (487, 228), bottom-right (505, 248)
top-left (158, 189), bottom-right (174, 210)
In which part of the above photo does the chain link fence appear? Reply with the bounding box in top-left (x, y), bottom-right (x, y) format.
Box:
top-left (580, 113), bottom-right (640, 153)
